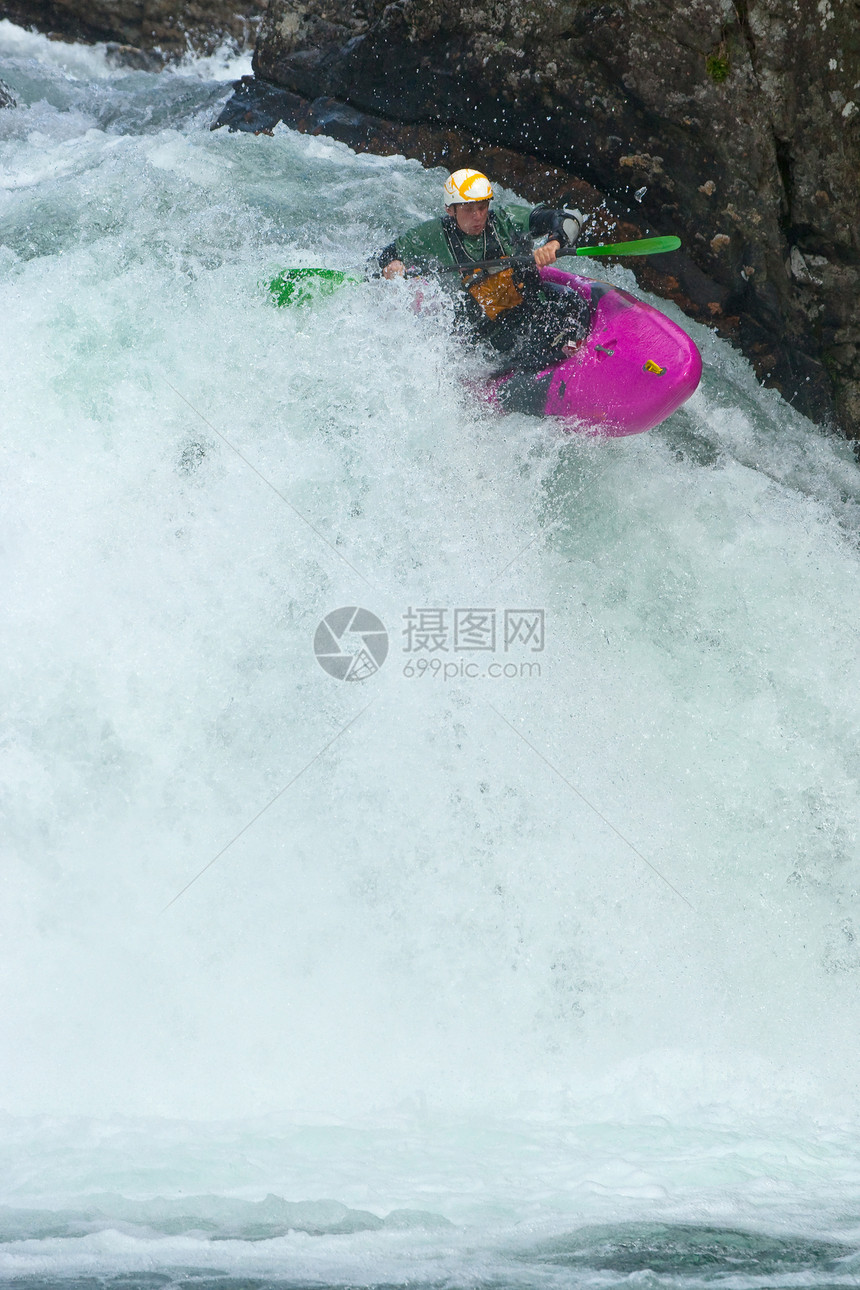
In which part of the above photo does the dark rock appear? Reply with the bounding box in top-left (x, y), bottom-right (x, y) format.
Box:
top-left (250, 0), bottom-right (860, 437)
top-left (103, 42), bottom-right (168, 71)
top-left (0, 79), bottom-right (17, 109)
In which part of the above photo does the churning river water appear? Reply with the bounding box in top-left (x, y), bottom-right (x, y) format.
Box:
top-left (2, 21), bottom-right (860, 1289)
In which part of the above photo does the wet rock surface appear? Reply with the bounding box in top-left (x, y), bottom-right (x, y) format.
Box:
top-left (249, 0), bottom-right (860, 437)
top-left (0, 78), bottom-right (18, 107)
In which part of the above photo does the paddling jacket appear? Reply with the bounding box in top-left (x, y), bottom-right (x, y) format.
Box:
top-left (376, 204), bottom-right (579, 350)
top-left (376, 204), bottom-right (571, 276)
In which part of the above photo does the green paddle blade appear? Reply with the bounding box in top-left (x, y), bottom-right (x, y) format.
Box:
top-left (268, 267), bottom-right (360, 307)
top-left (574, 235), bottom-right (681, 257)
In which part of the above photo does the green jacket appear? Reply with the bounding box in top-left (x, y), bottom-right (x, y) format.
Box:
top-left (375, 202), bottom-right (578, 354)
top-left (389, 204), bottom-right (535, 270)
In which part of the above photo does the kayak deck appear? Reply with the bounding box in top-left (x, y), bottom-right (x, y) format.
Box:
top-left (492, 268), bottom-right (702, 435)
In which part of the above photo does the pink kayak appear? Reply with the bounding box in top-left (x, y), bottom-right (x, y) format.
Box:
top-left (487, 267), bottom-right (702, 435)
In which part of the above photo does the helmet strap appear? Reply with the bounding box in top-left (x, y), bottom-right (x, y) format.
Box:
top-left (442, 211), bottom-right (503, 266)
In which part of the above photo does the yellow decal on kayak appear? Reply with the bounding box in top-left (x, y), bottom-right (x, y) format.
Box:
top-left (643, 360), bottom-right (666, 374)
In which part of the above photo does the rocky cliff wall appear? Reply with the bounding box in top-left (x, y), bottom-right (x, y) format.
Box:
top-left (253, 0), bottom-right (860, 437)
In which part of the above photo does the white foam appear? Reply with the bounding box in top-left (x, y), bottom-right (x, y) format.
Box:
top-left (0, 18), bottom-right (116, 79)
top-left (1, 58), bottom-right (860, 1273)
top-left (0, 18), bottom-right (253, 83)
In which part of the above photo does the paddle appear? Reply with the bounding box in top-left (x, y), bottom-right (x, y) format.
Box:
top-left (268, 266), bottom-right (361, 308)
top-left (575, 234), bottom-right (680, 257)
top-left (456, 236), bottom-right (682, 272)
top-left (267, 236), bottom-right (681, 307)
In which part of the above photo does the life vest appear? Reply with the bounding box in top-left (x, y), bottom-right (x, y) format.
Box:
top-left (441, 213), bottom-right (527, 321)
top-left (460, 265), bottom-right (526, 320)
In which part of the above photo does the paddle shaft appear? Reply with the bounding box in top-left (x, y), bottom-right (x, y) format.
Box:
top-left (444, 236), bottom-right (681, 274)
top-left (269, 235), bottom-right (682, 306)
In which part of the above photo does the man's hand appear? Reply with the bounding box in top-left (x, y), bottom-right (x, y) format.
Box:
top-left (382, 259), bottom-right (406, 279)
top-left (533, 239), bottom-right (561, 268)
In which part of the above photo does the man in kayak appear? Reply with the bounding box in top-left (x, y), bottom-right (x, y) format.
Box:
top-left (377, 168), bottom-right (589, 410)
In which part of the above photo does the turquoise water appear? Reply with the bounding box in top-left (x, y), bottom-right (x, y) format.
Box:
top-left (2, 20), bottom-right (860, 1286)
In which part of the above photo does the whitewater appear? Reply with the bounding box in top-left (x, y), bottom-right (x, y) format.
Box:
top-left (2, 20), bottom-right (860, 1287)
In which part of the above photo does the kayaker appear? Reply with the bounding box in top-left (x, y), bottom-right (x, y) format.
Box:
top-left (376, 169), bottom-right (590, 397)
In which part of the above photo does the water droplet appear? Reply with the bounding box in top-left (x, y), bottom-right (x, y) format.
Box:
top-left (634, 186), bottom-right (647, 203)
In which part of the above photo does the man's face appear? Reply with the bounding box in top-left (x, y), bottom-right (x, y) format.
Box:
top-left (448, 199), bottom-right (490, 236)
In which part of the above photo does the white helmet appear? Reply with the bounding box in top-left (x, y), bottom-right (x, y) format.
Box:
top-left (443, 169), bottom-right (494, 206)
